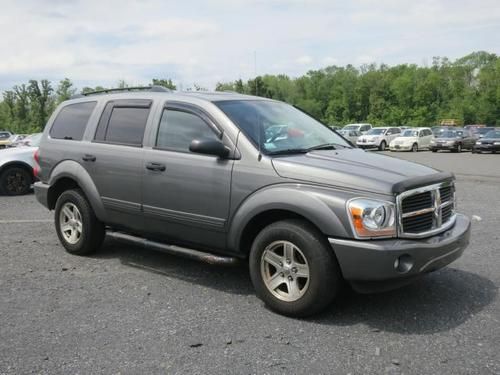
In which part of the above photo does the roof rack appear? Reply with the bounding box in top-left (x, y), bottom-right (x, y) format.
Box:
top-left (71, 85), bottom-right (172, 99)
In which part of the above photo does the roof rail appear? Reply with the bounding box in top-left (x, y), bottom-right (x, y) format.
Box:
top-left (72, 85), bottom-right (172, 99)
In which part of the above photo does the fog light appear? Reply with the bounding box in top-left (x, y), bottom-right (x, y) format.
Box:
top-left (394, 254), bottom-right (414, 273)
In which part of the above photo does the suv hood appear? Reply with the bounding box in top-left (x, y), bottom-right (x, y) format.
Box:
top-left (271, 148), bottom-right (439, 195)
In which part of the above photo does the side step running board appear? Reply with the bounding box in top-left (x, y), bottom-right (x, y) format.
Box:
top-left (106, 231), bottom-right (240, 266)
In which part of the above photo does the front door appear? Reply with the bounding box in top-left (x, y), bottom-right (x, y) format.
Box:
top-left (142, 103), bottom-right (234, 251)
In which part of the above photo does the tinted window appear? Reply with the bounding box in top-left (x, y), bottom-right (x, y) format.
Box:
top-left (104, 107), bottom-right (150, 145)
top-left (156, 109), bottom-right (218, 152)
top-left (50, 101), bottom-right (96, 140)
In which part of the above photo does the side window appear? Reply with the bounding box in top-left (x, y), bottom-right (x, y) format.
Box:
top-left (156, 109), bottom-right (218, 152)
top-left (50, 101), bottom-right (96, 140)
top-left (393, 128), bottom-right (401, 134)
top-left (94, 100), bottom-right (151, 146)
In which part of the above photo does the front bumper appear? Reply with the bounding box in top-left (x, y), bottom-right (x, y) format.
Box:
top-left (473, 144), bottom-right (500, 152)
top-left (389, 144), bottom-right (412, 151)
top-left (430, 143), bottom-right (457, 151)
top-left (329, 213), bottom-right (470, 292)
top-left (357, 142), bottom-right (379, 149)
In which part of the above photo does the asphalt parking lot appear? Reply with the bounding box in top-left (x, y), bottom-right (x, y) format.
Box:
top-left (1, 151), bottom-right (499, 374)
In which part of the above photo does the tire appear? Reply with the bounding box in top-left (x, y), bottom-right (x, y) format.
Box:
top-left (54, 189), bottom-right (105, 255)
top-left (249, 219), bottom-right (342, 317)
top-left (378, 141), bottom-right (386, 151)
top-left (0, 167), bottom-right (32, 196)
top-left (411, 143), bottom-right (418, 152)
top-left (455, 144), bottom-right (462, 153)
top-left (432, 149), bottom-right (437, 153)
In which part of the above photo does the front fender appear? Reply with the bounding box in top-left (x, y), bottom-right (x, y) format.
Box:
top-left (227, 184), bottom-right (356, 253)
top-left (48, 160), bottom-right (107, 221)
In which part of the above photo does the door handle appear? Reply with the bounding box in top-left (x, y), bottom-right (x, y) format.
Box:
top-left (146, 162), bottom-right (166, 172)
top-left (82, 154), bottom-right (96, 162)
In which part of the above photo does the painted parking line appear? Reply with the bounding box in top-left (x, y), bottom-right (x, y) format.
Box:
top-left (0, 219), bottom-right (52, 223)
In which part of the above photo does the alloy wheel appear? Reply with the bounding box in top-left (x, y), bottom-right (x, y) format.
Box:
top-left (260, 240), bottom-right (310, 302)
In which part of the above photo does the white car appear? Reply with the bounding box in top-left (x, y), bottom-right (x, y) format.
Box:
top-left (338, 129), bottom-right (361, 144)
top-left (342, 123), bottom-right (372, 134)
top-left (356, 127), bottom-right (402, 151)
top-left (0, 133), bottom-right (41, 195)
top-left (389, 127), bottom-right (434, 152)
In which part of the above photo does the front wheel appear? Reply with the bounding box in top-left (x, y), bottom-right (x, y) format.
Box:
top-left (378, 141), bottom-right (386, 151)
top-left (412, 143), bottom-right (418, 152)
top-left (54, 189), bottom-right (105, 255)
top-left (455, 144), bottom-right (462, 153)
top-left (249, 219), bottom-right (342, 317)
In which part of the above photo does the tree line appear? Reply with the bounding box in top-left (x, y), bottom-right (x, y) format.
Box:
top-left (0, 51), bottom-right (498, 134)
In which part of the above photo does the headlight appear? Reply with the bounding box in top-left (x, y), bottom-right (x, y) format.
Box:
top-left (476, 141), bottom-right (481, 145)
top-left (494, 142), bottom-right (500, 145)
top-left (347, 198), bottom-right (396, 238)
top-left (430, 140), bottom-right (436, 144)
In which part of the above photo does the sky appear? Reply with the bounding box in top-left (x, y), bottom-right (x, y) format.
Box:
top-left (0, 0), bottom-right (499, 92)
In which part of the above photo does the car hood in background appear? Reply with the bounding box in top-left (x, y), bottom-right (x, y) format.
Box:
top-left (271, 148), bottom-right (438, 195)
top-left (477, 138), bottom-right (500, 144)
top-left (0, 146), bottom-right (37, 160)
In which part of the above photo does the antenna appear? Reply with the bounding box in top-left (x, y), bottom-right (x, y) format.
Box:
top-left (254, 50), bottom-right (258, 96)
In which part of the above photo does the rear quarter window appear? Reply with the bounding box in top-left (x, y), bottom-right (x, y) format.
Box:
top-left (50, 101), bottom-right (97, 140)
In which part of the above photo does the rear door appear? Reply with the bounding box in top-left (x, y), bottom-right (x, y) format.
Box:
top-left (141, 102), bottom-right (234, 250)
top-left (83, 99), bottom-right (152, 231)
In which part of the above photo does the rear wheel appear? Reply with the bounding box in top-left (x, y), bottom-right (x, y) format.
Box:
top-left (249, 219), bottom-right (342, 317)
top-left (455, 143), bottom-right (462, 153)
top-left (0, 167), bottom-right (32, 196)
top-left (54, 189), bottom-right (105, 255)
top-left (411, 143), bottom-right (418, 152)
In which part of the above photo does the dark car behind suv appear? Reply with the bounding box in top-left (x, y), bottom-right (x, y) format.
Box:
top-left (34, 87), bottom-right (471, 317)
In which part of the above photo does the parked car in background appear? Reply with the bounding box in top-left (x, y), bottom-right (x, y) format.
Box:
top-left (356, 127), bottom-right (401, 151)
top-left (7, 134), bottom-right (27, 147)
top-left (389, 127), bottom-right (433, 152)
top-left (342, 123), bottom-right (372, 134)
top-left (339, 129), bottom-right (361, 144)
top-left (474, 127), bottom-right (496, 139)
top-left (430, 128), bottom-right (475, 153)
top-left (0, 131), bottom-right (13, 149)
top-left (473, 129), bottom-right (500, 154)
top-left (0, 133), bottom-right (41, 195)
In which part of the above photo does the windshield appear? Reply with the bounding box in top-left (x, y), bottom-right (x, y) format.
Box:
top-left (484, 130), bottom-right (500, 139)
top-left (0, 132), bottom-right (10, 139)
top-left (343, 125), bottom-right (360, 131)
top-left (478, 127), bottom-right (494, 134)
top-left (440, 130), bottom-right (462, 138)
top-left (366, 128), bottom-right (387, 135)
top-left (401, 129), bottom-right (419, 137)
top-left (216, 100), bottom-right (351, 154)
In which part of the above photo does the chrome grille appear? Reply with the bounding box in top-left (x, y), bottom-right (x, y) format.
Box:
top-left (397, 182), bottom-right (456, 238)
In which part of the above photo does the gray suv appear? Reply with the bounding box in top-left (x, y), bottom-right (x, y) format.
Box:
top-left (35, 87), bottom-right (471, 317)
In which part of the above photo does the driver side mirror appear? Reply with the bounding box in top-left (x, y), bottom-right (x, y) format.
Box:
top-left (189, 138), bottom-right (230, 158)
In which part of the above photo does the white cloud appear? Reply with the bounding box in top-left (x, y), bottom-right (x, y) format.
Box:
top-left (0, 0), bottom-right (498, 91)
top-left (296, 55), bottom-right (313, 65)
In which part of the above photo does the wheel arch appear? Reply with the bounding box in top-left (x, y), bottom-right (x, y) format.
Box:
top-left (228, 185), bottom-right (350, 256)
top-left (0, 161), bottom-right (34, 182)
top-left (46, 160), bottom-right (107, 221)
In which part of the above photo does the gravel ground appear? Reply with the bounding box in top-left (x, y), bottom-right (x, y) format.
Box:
top-left (0, 151), bottom-right (499, 374)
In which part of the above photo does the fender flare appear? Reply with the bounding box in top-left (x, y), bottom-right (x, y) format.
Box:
top-left (48, 160), bottom-right (107, 221)
top-left (227, 185), bottom-right (350, 254)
